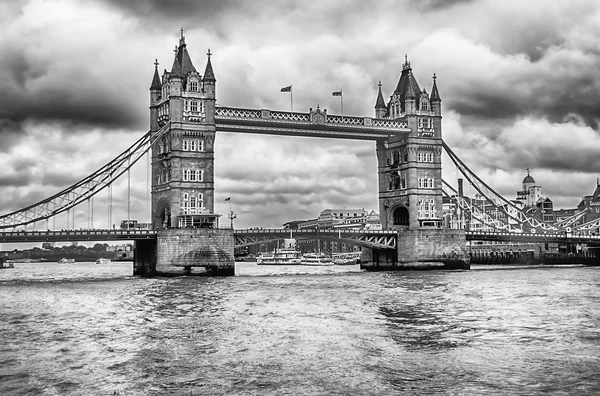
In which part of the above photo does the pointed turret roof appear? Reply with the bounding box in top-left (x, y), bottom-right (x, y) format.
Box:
top-left (150, 59), bottom-right (162, 90)
top-left (375, 81), bottom-right (386, 109)
top-left (392, 55), bottom-right (422, 112)
top-left (430, 73), bottom-right (441, 102)
top-left (170, 29), bottom-right (197, 79)
top-left (203, 49), bottom-right (216, 82)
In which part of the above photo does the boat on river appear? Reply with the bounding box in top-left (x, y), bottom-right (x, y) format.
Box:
top-left (257, 248), bottom-right (302, 265)
top-left (95, 258), bottom-right (112, 265)
top-left (0, 258), bottom-right (14, 269)
top-left (59, 258), bottom-right (75, 264)
top-left (301, 252), bottom-right (334, 266)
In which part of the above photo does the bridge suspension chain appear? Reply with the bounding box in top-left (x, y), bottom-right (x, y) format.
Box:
top-left (442, 141), bottom-right (560, 233)
top-left (441, 180), bottom-right (521, 232)
top-left (0, 123), bottom-right (171, 229)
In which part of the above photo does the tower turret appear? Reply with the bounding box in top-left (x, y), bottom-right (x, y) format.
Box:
top-left (150, 59), bottom-right (161, 132)
top-left (374, 81), bottom-right (386, 119)
top-left (430, 73), bottom-right (441, 116)
top-left (202, 49), bottom-right (216, 123)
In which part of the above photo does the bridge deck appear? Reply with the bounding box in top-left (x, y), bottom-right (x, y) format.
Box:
top-left (215, 106), bottom-right (411, 140)
top-left (466, 231), bottom-right (600, 244)
top-left (0, 229), bottom-right (157, 243)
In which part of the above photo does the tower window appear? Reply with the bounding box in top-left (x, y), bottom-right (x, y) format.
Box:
top-left (418, 178), bottom-right (434, 188)
top-left (418, 198), bottom-right (436, 219)
top-left (190, 101), bottom-right (198, 112)
top-left (417, 152), bottom-right (434, 162)
top-left (190, 81), bottom-right (198, 92)
top-left (182, 138), bottom-right (204, 152)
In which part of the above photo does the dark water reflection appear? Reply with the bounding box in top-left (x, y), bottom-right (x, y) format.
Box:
top-left (1, 262), bottom-right (600, 395)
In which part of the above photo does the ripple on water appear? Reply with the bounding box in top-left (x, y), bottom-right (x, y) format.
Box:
top-left (2, 264), bottom-right (600, 395)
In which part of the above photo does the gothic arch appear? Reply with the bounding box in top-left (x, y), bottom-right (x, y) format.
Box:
top-left (391, 205), bottom-right (409, 226)
top-left (154, 198), bottom-right (171, 229)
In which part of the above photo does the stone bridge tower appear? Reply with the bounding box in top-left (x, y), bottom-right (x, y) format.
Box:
top-left (149, 30), bottom-right (219, 229)
top-left (375, 56), bottom-right (443, 231)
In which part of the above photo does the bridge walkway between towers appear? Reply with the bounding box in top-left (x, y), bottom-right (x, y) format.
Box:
top-left (215, 106), bottom-right (411, 140)
top-left (234, 228), bottom-right (398, 250)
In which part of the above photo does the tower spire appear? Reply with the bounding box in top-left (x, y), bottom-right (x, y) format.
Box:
top-left (374, 81), bottom-right (386, 118)
top-left (203, 49), bottom-right (216, 82)
top-left (150, 59), bottom-right (162, 90)
top-left (430, 73), bottom-right (441, 102)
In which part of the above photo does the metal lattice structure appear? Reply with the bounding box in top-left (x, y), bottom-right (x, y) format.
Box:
top-left (442, 180), bottom-right (521, 232)
top-left (442, 141), bottom-right (562, 233)
top-left (234, 229), bottom-right (397, 250)
top-left (0, 123), bottom-right (171, 229)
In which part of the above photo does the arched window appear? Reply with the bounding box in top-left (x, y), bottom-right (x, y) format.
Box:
top-left (392, 150), bottom-right (400, 166)
top-left (393, 207), bottom-right (409, 225)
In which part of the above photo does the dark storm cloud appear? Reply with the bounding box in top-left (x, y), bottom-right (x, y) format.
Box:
top-left (445, 54), bottom-right (600, 126)
top-left (409, 0), bottom-right (474, 11)
top-left (0, 54), bottom-right (143, 134)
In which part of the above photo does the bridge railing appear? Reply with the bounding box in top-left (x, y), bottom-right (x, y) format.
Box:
top-left (216, 106), bottom-right (409, 130)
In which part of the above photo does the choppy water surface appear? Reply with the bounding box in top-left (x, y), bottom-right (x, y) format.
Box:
top-left (2, 262), bottom-right (600, 395)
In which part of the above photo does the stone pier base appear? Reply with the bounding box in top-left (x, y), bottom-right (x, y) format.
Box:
top-left (361, 229), bottom-right (470, 271)
top-left (156, 228), bottom-right (235, 276)
top-left (133, 239), bottom-right (157, 276)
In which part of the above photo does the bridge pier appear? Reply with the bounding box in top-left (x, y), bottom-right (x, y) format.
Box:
top-left (361, 229), bottom-right (469, 271)
top-left (155, 228), bottom-right (235, 276)
top-left (133, 239), bottom-right (157, 276)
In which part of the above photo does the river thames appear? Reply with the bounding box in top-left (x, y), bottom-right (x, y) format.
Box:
top-left (1, 262), bottom-right (600, 395)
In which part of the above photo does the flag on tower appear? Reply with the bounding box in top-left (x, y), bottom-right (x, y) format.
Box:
top-left (280, 85), bottom-right (292, 92)
top-left (332, 91), bottom-right (342, 96)
top-left (224, 197), bottom-right (231, 202)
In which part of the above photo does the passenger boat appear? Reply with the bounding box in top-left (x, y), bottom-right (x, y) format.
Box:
top-left (256, 248), bottom-right (302, 265)
top-left (0, 258), bottom-right (14, 269)
top-left (301, 252), bottom-right (334, 266)
top-left (95, 258), bottom-right (112, 265)
top-left (59, 258), bottom-right (75, 263)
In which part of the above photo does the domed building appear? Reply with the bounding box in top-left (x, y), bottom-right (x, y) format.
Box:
top-left (516, 170), bottom-right (554, 222)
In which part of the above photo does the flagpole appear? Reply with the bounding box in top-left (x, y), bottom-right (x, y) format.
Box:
top-left (341, 90), bottom-right (343, 120)
top-left (291, 87), bottom-right (293, 113)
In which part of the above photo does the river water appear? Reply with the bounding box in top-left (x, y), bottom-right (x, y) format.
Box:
top-left (1, 262), bottom-right (600, 395)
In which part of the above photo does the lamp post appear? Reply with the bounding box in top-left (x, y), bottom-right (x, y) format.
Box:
top-left (229, 211), bottom-right (237, 229)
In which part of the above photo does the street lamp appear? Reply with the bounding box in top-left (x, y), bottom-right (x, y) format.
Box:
top-left (229, 211), bottom-right (237, 229)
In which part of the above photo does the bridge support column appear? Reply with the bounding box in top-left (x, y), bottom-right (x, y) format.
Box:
top-left (133, 239), bottom-right (157, 277)
top-left (362, 229), bottom-right (469, 270)
top-left (156, 228), bottom-right (235, 276)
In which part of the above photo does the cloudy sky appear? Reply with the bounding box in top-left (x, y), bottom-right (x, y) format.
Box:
top-left (2, 0), bottom-right (600, 232)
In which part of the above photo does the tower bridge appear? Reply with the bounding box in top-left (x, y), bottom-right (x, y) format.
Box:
top-left (1, 31), bottom-right (600, 275)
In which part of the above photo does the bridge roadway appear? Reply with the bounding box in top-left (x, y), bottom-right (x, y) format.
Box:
top-left (466, 231), bottom-right (600, 245)
top-left (0, 229), bottom-right (157, 243)
top-left (235, 228), bottom-right (398, 250)
top-left (1, 229), bottom-right (599, 247)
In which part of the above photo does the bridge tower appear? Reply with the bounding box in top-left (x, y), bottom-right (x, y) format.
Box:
top-left (143, 31), bottom-right (233, 277)
top-left (369, 57), bottom-right (467, 269)
top-left (149, 30), bottom-right (219, 229)
top-left (375, 57), bottom-right (443, 231)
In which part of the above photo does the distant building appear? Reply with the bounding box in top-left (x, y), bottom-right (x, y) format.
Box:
top-left (515, 170), bottom-right (554, 223)
top-left (576, 179), bottom-right (600, 224)
top-left (41, 242), bottom-right (55, 249)
top-left (288, 208), bottom-right (380, 253)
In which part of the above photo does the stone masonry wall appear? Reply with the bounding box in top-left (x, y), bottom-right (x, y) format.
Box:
top-left (397, 228), bottom-right (468, 269)
top-left (156, 228), bottom-right (234, 275)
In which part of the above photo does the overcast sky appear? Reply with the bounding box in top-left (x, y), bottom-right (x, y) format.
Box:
top-left (2, 0), bottom-right (600, 232)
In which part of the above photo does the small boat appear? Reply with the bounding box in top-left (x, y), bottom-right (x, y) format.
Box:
top-left (257, 248), bottom-right (302, 265)
top-left (0, 259), bottom-right (14, 269)
top-left (95, 258), bottom-right (111, 265)
top-left (301, 252), bottom-right (334, 266)
top-left (59, 258), bottom-right (75, 263)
